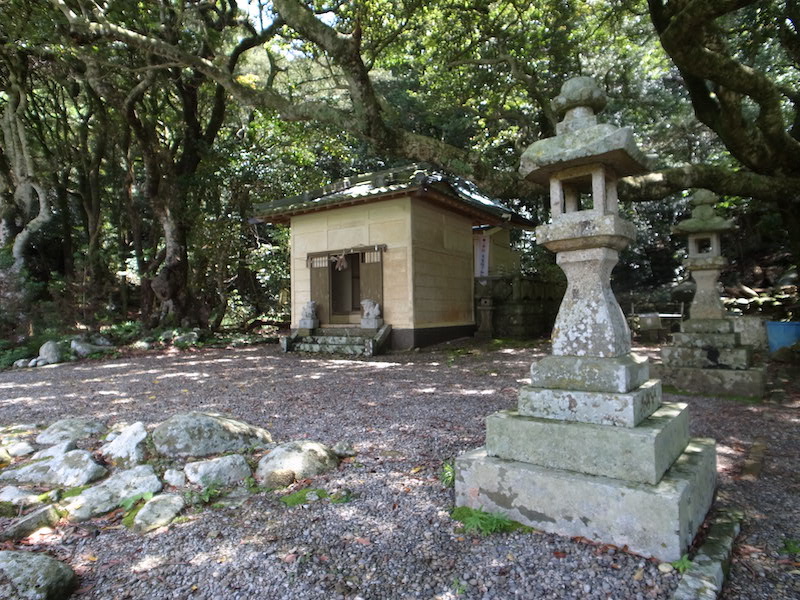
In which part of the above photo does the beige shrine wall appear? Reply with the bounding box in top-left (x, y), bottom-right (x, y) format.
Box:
top-left (410, 199), bottom-right (475, 328)
top-left (289, 197), bottom-right (414, 328)
top-left (488, 229), bottom-right (521, 275)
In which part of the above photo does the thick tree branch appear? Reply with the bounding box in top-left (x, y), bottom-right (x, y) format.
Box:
top-left (620, 164), bottom-right (800, 203)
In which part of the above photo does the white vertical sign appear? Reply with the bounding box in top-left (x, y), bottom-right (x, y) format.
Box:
top-left (474, 234), bottom-right (490, 277)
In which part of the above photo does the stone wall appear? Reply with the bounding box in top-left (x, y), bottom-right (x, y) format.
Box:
top-left (475, 275), bottom-right (564, 338)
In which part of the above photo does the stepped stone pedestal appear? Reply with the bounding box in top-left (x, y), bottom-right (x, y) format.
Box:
top-left (658, 191), bottom-right (765, 397)
top-left (455, 77), bottom-right (716, 561)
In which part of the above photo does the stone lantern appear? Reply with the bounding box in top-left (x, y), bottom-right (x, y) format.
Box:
top-left (673, 189), bottom-right (732, 320)
top-left (455, 77), bottom-right (716, 561)
top-left (659, 190), bottom-right (765, 396)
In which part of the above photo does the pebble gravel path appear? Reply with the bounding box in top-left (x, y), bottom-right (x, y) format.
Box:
top-left (0, 340), bottom-right (797, 599)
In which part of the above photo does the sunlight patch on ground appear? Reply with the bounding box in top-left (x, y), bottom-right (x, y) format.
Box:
top-left (415, 387), bottom-right (437, 393)
top-left (460, 389), bottom-right (496, 396)
top-left (132, 554), bottom-right (168, 573)
top-left (97, 390), bottom-right (123, 396)
top-left (73, 362), bottom-right (132, 372)
top-left (0, 380), bottom-right (51, 390)
top-left (156, 371), bottom-right (211, 381)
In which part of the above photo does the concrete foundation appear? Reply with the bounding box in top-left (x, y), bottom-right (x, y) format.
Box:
top-left (455, 439), bottom-right (717, 561)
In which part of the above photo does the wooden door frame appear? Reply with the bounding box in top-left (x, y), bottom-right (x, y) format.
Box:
top-left (307, 245), bottom-right (386, 325)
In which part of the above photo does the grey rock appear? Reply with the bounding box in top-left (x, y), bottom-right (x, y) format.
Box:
top-left (88, 334), bottom-right (113, 346)
top-left (12, 359), bottom-right (29, 369)
top-left (0, 550), bottom-right (77, 600)
top-left (184, 454), bottom-right (251, 487)
top-left (173, 331), bottom-right (199, 345)
top-left (163, 469), bottom-right (187, 488)
top-left (63, 465), bottom-right (162, 522)
top-left (31, 441), bottom-right (76, 461)
top-left (99, 422), bottom-right (147, 467)
top-left (6, 441), bottom-right (35, 457)
top-left (151, 412), bottom-right (272, 458)
top-left (0, 450), bottom-right (106, 487)
top-left (255, 441), bottom-right (339, 488)
top-left (70, 339), bottom-right (112, 358)
top-left (0, 486), bottom-right (40, 506)
top-left (0, 447), bottom-right (11, 465)
top-left (132, 494), bottom-right (185, 533)
top-left (35, 418), bottom-right (105, 445)
top-left (37, 341), bottom-right (62, 365)
top-left (27, 358), bottom-right (38, 368)
top-left (130, 340), bottom-right (151, 351)
top-left (332, 441), bottom-right (357, 458)
top-left (1, 505), bottom-right (60, 542)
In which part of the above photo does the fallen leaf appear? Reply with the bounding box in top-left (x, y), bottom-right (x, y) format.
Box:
top-left (354, 537), bottom-right (371, 546)
top-left (282, 553), bottom-right (298, 563)
top-left (610, 563), bottom-right (621, 570)
top-left (456, 536), bottom-right (465, 542)
top-left (318, 554), bottom-right (329, 562)
top-left (633, 568), bottom-right (644, 581)
top-left (148, 395), bottom-right (156, 400)
top-left (410, 466), bottom-right (425, 474)
top-left (84, 554), bottom-right (98, 562)
top-left (553, 551), bottom-right (567, 559)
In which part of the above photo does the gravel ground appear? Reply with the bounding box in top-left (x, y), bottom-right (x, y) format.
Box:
top-left (0, 339), bottom-right (798, 600)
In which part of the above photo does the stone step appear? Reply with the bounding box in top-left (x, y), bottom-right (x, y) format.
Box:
top-left (681, 319), bottom-right (733, 334)
top-left (300, 336), bottom-right (364, 345)
top-left (314, 328), bottom-right (376, 338)
top-left (293, 343), bottom-right (366, 355)
top-left (661, 346), bottom-right (752, 370)
top-left (651, 364), bottom-right (766, 397)
top-left (455, 438), bottom-right (717, 562)
top-left (670, 332), bottom-right (740, 349)
top-left (517, 379), bottom-right (662, 428)
top-left (485, 403), bottom-right (689, 485)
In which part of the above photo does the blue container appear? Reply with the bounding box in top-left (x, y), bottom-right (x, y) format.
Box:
top-left (766, 321), bottom-right (800, 353)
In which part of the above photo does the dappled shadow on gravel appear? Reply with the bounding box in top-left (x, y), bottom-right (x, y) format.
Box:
top-left (0, 339), bottom-right (797, 599)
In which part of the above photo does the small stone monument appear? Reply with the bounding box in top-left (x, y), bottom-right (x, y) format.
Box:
top-left (298, 300), bottom-right (319, 330)
top-left (659, 190), bottom-right (765, 396)
top-left (455, 77), bottom-right (717, 561)
top-left (360, 299), bottom-right (383, 329)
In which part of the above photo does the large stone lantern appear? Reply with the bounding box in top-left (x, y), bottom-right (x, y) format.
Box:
top-left (455, 77), bottom-right (717, 561)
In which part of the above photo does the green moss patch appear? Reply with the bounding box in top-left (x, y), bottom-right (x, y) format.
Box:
top-left (450, 506), bottom-right (533, 535)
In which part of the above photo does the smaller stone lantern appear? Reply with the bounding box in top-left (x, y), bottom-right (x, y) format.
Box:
top-left (660, 190), bottom-right (765, 396)
top-left (674, 189), bottom-right (733, 320)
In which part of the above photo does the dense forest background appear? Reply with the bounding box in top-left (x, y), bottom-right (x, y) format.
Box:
top-left (1, 0), bottom-right (798, 361)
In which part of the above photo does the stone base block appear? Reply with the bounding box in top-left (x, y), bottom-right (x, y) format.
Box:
top-left (529, 353), bottom-right (649, 393)
top-left (298, 319), bottom-right (318, 329)
top-left (455, 438), bottom-right (717, 561)
top-left (670, 333), bottom-right (740, 349)
top-left (652, 364), bottom-right (766, 398)
top-left (662, 346), bottom-right (751, 370)
top-left (518, 379), bottom-right (662, 427)
top-left (682, 319), bottom-right (733, 334)
top-left (485, 403), bottom-right (689, 485)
